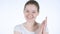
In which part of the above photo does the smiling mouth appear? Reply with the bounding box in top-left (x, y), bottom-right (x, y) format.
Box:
top-left (27, 15), bottom-right (34, 19)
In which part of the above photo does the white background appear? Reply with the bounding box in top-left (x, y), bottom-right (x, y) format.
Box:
top-left (0, 0), bottom-right (60, 34)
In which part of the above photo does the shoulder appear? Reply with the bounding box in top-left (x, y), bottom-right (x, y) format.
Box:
top-left (14, 24), bottom-right (23, 32)
top-left (14, 24), bottom-right (22, 29)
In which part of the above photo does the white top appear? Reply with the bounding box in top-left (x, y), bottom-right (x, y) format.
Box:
top-left (14, 23), bottom-right (48, 34)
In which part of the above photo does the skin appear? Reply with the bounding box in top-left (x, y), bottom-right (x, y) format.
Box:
top-left (38, 17), bottom-right (48, 34)
top-left (14, 4), bottom-right (48, 34)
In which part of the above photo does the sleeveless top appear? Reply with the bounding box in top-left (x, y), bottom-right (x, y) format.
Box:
top-left (14, 23), bottom-right (48, 34)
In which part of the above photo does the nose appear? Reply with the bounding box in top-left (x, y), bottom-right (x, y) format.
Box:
top-left (28, 13), bottom-right (32, 16)
top-left (28, 12), bottom-right (33, 15)
top-left (28, 12), bottom-right (33, 18)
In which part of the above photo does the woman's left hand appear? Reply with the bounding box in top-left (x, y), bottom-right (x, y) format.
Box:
top-left (38, 17), bottom-right (47, 34)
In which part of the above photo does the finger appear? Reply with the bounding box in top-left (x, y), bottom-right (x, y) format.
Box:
top-left (46, 17), bottom-right (47, 23)
top-left (46, 17), bottom-right (47, 20)
top-left (44, 17), bottom-right (47, 25)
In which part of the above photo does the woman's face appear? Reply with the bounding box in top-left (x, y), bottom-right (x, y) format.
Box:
top-left (24, 4), bottom-right (39, 22)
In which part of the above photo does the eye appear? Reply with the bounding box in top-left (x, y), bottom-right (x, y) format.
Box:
top-left (25, 10), bottom-right (29, 13)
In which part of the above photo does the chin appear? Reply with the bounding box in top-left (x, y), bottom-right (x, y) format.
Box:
top-left (26, 19), bottom-right (34, 21)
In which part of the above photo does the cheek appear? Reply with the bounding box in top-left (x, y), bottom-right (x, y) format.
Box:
top-left (33, 13), bottom-right (38, 18)
top-left (33, 14), bottom-right (37, 18)
top-left (24, 12), bottom-right (28, 17)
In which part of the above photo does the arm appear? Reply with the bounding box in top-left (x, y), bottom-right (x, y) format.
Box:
top-left (43, 31), bottom-right (48, 34)
top-left (42, 28), bottom-right (49, 34)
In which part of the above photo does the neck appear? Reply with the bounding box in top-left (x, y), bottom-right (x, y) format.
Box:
top-left (26, 20), bottom-right (37, 27)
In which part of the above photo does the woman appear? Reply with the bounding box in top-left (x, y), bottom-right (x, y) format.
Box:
top-left (14, 0), bottom-right (48, 34)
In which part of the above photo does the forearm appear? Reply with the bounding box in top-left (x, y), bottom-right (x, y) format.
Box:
top-left (42, 30), bottom-right (48, 34)
top-left (43, 32), bottom-right (48, 34)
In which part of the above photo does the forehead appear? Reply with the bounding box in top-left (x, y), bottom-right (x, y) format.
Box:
top-left (25, 4), bottom-right (37, 11)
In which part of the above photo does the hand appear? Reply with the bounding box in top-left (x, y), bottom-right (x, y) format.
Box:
top-left (38, 17), bottom-right (47, 34)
